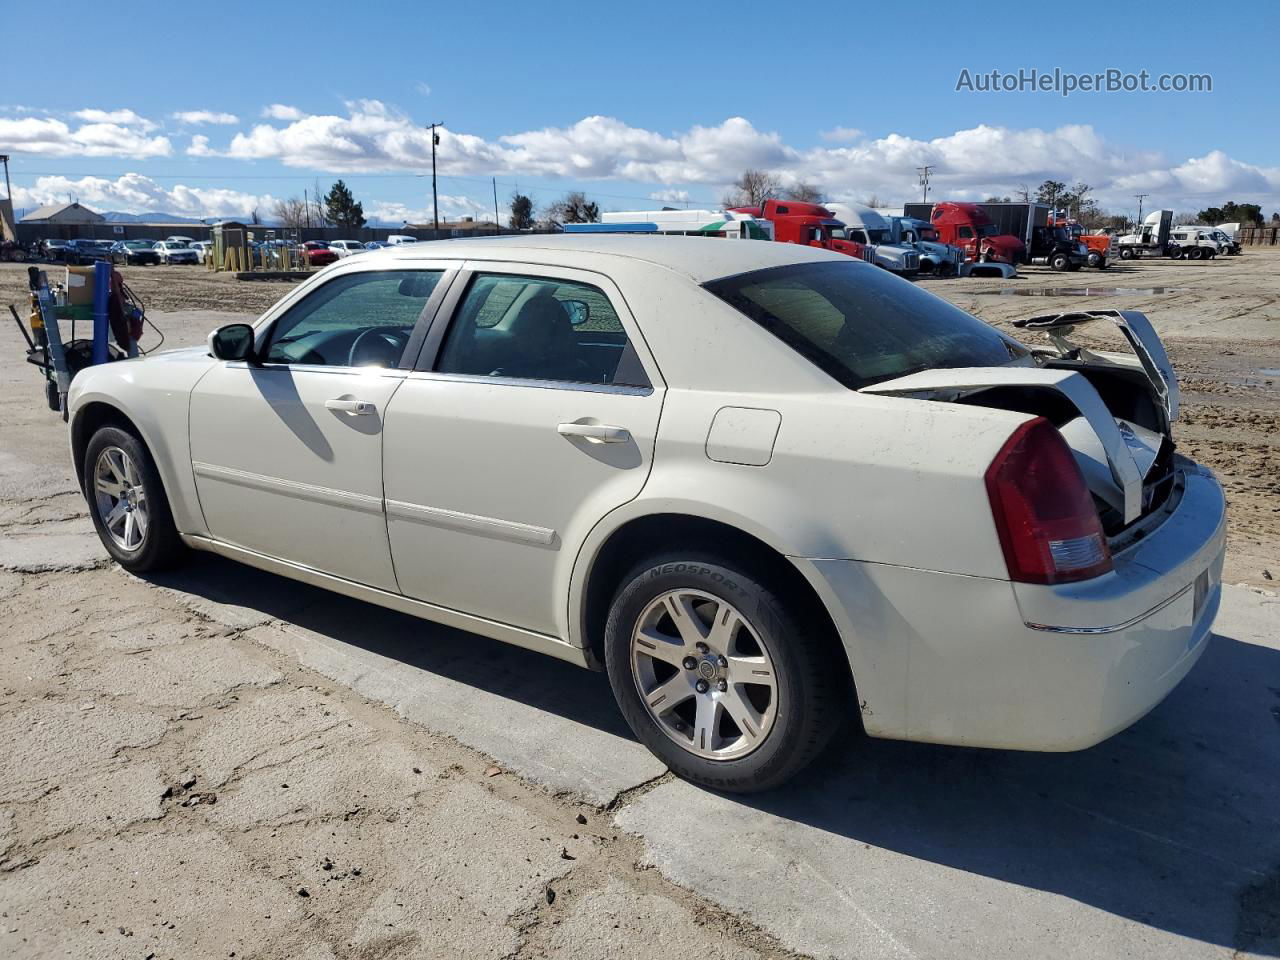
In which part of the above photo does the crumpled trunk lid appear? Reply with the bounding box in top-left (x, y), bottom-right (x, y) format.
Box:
top-left (860, 310), bottom-right (1179, 530)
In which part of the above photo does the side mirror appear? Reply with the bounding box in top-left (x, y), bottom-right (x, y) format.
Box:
top-left (561, 299), bottom-right (589, 325)
top-left (208, 323), bottom-right (256, 361)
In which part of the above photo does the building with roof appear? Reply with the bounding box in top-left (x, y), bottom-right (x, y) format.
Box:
top-left (19, 201), bottom-right (106, 225)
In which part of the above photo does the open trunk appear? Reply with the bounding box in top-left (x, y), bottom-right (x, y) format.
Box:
top-left (861, 310), bottom-right (1181, 537)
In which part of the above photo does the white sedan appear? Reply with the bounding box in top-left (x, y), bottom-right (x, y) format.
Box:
top-left (67, 236), bottom-right (1225, 792)
top-left (328, 240), bottom-right (366, 258)
top-left (153, 240), bottom-right (199, 265)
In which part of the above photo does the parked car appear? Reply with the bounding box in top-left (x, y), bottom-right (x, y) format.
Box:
top-left (364, 240), bottom-right (389, 250)
top-left (189, 241), bottom-right (214, 262)
top-left (67, 236), bottom-right (1224, 793)
top-left (111, 240), bottom-right (161, 266)
top-left (0, 238), bottom-right (26, 262)
top-left (164, 235), bottom-right (197, 245)
top-left (329, 240), bottom-right (367, 258)
top-left (301, 241), bottom-right (338, 266)
top-left (153, 240), bottom-right (199, 265)
top-left (386, 234), bottom-right (417, 245)
top-left (40, 238), bottom-right (71, 261)
top-left (65, 239), bottom-right (116, 265)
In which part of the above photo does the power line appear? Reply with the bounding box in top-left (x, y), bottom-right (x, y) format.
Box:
top-left (916, 165), bottom-right (934, 203)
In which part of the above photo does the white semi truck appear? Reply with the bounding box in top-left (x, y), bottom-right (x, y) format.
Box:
top-left (564, 209), bottom-right (774, 240)
top-left (876, 212), bottom-right (965, 275)
top-left (823, 202), bottom-right (920, 276)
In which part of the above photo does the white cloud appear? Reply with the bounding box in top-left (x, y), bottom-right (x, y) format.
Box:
top-left (368, 194), bottom-right (492, 224)
top-left (0, 115), bottom-right (170, 158)
top-left (415, 82), bottom-right (432, 96)
top-left (649, 188), bottom-right (692, 204)
top-left (12, 173), bottom-right (276, 220)
top-left (72, 108), bottom-right (158, 130)
top-left (262, 104), bottom-right (305, 121)
top-left (172, 110), bottom-right (239, 125)
top-left (820, 126), bottom-right (862, 142)
top-left (186, 134), bottom-right (216, 157)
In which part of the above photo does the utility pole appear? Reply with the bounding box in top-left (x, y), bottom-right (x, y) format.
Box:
top-left (304, 188), bottom-right (310, 229)
top-left (0, 154), bottom-right (11, 243)
top-left (492, 177), bottom-right (500, 235)
top-left (917, 165), bottom-right (934, 203)
top-left (1134, 193), bottom-right (1149, 224)
top-left (429, 122), bottom-right (443, 238)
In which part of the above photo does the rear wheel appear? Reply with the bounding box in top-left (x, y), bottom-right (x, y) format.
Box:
top-left (604, 553), bottom-right (848, 792)
top-left (84, 425), bottom-right (186, 573)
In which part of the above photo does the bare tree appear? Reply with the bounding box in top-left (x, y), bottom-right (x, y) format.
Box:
top-left (783, 181), bottom-right (824, 203)
top-left (271, 196), bottom-right (310, 230)
top-left (545, 191), bottom-right (600, 224)
top-left (311, 178), bottom-right (330, 227)
top-left (1014, 183), bottom-right (1032, 203)
top-left (722, 169), bottom-right (782, 208)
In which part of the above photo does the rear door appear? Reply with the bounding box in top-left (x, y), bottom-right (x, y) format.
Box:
top-left (381, 263), bottom-right (664, 637)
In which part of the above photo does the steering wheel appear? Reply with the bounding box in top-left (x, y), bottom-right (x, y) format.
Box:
top-left (348, 327), bottom-right (410, 368)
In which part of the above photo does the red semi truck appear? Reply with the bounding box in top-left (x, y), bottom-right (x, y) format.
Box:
top-left (902, 202), bottom-right (1025, 265)
top-left (730, 200), bottom-right (871, 261)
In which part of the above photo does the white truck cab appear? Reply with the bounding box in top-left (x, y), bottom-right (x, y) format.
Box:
top-left (824, 202), bottom-right (919, 276)
top-left (1169, 226), bottom-right (1221, 260)
top-left (879, 212), bottom-right (964, 275)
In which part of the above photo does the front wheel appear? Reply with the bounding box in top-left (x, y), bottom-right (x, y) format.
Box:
top-left (604, 554), bottom-right (848, 792)
top-left (84, 425), bottom-right (186, 572)
top-left (1050, 253), bottom-right (1069, 271)
top-left (1119, 247), bottom-right (1134, 260)
top-left (1087, 252), bottom-right (1102, 268)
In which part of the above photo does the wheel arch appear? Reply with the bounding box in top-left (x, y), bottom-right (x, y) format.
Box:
top-left (70, 401), bottom-right (143, 494)
top-left (574, 511), bottom-right (854, 701)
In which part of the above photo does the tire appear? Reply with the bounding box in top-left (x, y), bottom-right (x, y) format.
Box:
top-left (1087, 252), bottom-right (1102, 268)
top-left (1050, 253), bottom-right (1069, 271)
top-left (83, 425), bottom-right (186, 573)
top-left (1119, 247), bottom-right (1134, 260)
top-left (604, 553), bottom-right (847, 792)
top-left (1188, 247), bottom-right (1203, 260)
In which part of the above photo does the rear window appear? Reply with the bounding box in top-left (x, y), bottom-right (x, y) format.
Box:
top-left (704, 260), bottom-right (1028, 389)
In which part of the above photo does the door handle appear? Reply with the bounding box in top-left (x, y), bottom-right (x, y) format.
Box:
top-left (558, 422), bottom-right (631, 444)
top-left (325, 398), bottom-right (376, 416)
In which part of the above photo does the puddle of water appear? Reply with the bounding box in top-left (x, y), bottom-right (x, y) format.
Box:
top-left (973, 287), bottom-right (1190, 297)
top-left (1259, 369), bottom-right (1280, 377)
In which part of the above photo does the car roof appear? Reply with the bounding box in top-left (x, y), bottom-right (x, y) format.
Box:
top-left (372, 233), bottom-right (849, 283)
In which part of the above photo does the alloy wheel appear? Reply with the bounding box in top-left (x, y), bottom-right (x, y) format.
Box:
top-left (630, 589), bottom-right (778, 761)
top-left (93, 446), bottom-right (149, 551)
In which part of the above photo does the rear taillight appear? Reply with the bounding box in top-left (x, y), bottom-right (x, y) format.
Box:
top-left (985, 417), bottom-right (1112, 585)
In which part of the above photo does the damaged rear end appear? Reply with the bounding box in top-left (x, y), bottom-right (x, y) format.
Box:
top-left (859, 308), bottom-right (1226, 748)
top-left (861, 309), bottom-right (1201, 574)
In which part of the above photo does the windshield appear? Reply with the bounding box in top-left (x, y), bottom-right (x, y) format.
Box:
top-left (704, 261), bottom-right (1028, 389)
top-left (866, 229), bottom-right (889, 244)
top-left (975, 223), bottom-right (1000, 237)
top-left (919, 228), bottom-right (938, 242)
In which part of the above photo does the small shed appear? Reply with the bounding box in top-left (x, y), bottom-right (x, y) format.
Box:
top-left (212, 220), bottom-right (249, 267)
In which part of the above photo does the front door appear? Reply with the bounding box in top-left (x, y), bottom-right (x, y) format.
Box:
top-left (382, 265), bottom-right (664, 636)
top-left (189, 266), bottom-right (450, 590)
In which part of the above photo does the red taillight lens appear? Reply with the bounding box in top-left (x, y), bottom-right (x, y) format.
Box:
top-left (985, 417), bottom-right (1112, 585)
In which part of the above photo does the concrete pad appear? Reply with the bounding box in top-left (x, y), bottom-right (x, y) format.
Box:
top-left (251, 612), bottom-right (667, 807)
top-left (38, 760), bottom-right (165, 837)
top-left (0, 831), bottom-right (327, 960)
top-left (210, 738), bottom-right (434, 828)
top-left (190, 687), bottom-right (355, 788)
top-left (544, 877), bottom-right (764, 959)
top-left (617, 586), bottom-right (1280, 960)
top-left (0, 701), bottom-right (168, 802)
top-left (72, 635), bottom-right (283, 706)
top-left (0, 517), bottom-right (105, 572)
top-left (348, 780), bottom-right (575, 958)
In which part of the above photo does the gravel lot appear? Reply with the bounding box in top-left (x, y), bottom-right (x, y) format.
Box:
top-left (1, 252), bottom-right (1278, 959)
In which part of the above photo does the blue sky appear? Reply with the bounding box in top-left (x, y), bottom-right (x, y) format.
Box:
top-left (4, 0), bottom-right (1278, 223)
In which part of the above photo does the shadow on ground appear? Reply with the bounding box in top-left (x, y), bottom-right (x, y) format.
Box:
top-left (148, 554), bottom-right (1280, 955)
